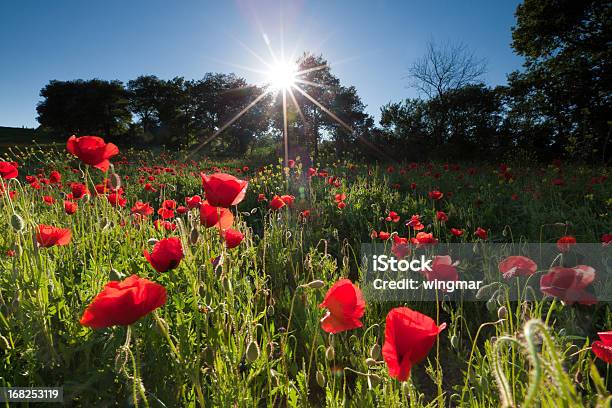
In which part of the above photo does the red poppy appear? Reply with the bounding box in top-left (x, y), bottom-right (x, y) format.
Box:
top-left (222, 228), bottom-right (244, 248)
top-left (386, 211), bottom-right (400, 223)
top-left (185, 195), bottom-right (202, 209)
top-left (602, 234), bottom-right (612, 246)
top-left (499, 256), bottom-right (537, 279)
top-left (79, 275), bottom-right (166, 328)
top-left (382, 307), bottom-right (446, 381)
top-left (450, 228), bottom-right (464, 237)
top-left (200, 200), bottom-right (234, 230)
top-left (556, 236), bottom-right (576, 253)
top-left (392, 235), bottom-right (411, 259)
top-left (43, 195), bottom-right (54, 205)
top-left (49, 170), bottom-right (61, 184)
top-left (154, 220), bottom-right (177, 232)
top-left (474, 227), bottom-right (488, 240)
top-left (36, 224), bottom-right (72, 247)
top-left (257, 193), bottom-right (267, 202)
top-left (157, 206), bottom-right (175, 219)
top-left (176, 205), bottom-right (188, 215)
top-left (281, 195), bottom-right (295, 206)
top-left (66, 135), bottom-right (119, 172)
top-left (201, 173), bottom-right (248, 208)
top-left (287, 159), bottom-right (296, 168)
top-left (428, 190), bottom-right (443, 200)
top-left (319, 279), bottom-right (365, 334)
top-left (411, 232), bottom-right (437, 246)
top-left (131, 201), bottom-right (154, 217)
top-left (379, 231), bottom-right (391, 241)
top-left (107, 192), bottom-right (127, 208)
top-left (0, 161), bottom-right (18, 179)
top-left (406, 215), bottom-right (424, 231)
top-left (436, 211), bottom-right (448, 222)
top-left (337, 201), bottom-right (346, 209)
top-left (334, 193), bottom-right (346, 203)
top-left (592, 331), bottom-right (612, 364)
top-left (64, 200), bottom-right (78, 215)
top-left (422, 256), bottom-right (458, 287)
top-left (540, 265), bottom-right (597, 305)
top-left (270, 195), bottom-right (286, 210)
top-left (70, 182), bottom-right (90, 200)
top-left (144, 237), bottom-right (184, 272)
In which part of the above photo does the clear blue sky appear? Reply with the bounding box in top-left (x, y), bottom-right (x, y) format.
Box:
top-left (0, 0), bottom-right (523, 128)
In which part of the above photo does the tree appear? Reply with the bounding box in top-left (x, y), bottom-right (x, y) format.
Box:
top-left (126, 76), bottom-right (164, 134)
top-left (37, 79), bottom-right (130, 140)
top-left (509, 0), bottom-right (611, 161)
top-left (407, 40), bottom-right (487, 99)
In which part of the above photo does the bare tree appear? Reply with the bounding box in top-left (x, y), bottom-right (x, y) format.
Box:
top-left (408, 40), bottom-right (487, 98)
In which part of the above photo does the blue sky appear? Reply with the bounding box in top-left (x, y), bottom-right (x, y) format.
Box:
top-left (0, 0), bottom-right (524, 128)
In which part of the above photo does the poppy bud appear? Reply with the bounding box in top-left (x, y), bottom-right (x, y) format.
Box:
top-left (370, 344), bottom-right (381, 360)
top-left (450, 334), bottom-right (459, 349)
top-left (189, 227), bottom-right (199, 245)
top-left (497, 306), bottom-right (508, 320)
top-left (109, 268), bottom-right (125, 281)
top-left (486, 298), bottom-right (497, 313)
top-left (367, 374), bottom-right (382, 389)
top-left (147, 238), bottom-right (158, 246)
top-left (0, 334), bottom-right (10, 351)
top-left (316, 371), bottom-right (326, 387)
top-left (10, 214), bottom-right (24, 232)
top-left (222, 276), bottom-right (232, 292)
top-left (109, 173), bottom-right (121, 191)
top-left (305, 280), bottom-right (325, 289)
top-left (246, 340), bottom-right (260, 362)
top-left (402, 381), bottom-right (411, 394)
top-left (325, 345), bottom-right (335, 361)
top-left (365, 358), bottom-right (377, 366)
top-left (267, 305), bottom-right (275, 317)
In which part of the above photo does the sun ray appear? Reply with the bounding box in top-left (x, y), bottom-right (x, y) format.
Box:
top-left (294, 78), bottom-right (332, 89)
top-left (287, 86), bottom-right (306, 124)
top-left (291, 84), bottom-right (353, 132)
top-left (187, 89), bottom-right (270, 158)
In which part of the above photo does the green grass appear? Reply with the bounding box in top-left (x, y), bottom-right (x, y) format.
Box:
top-left (0, 146), bottom-right (610, 407)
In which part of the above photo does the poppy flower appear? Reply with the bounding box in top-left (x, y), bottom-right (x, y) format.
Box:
top-left (36, 224), bottom-right (72, 247)
top-left (287, 159), bottom-right (295, 168)
top-left (382, 307), bottom-right (446, 381)
top-left (154, 220), bottom-right (177, 232)
top-left (474, 227), bottom-right (488, 240)
top-left (200, 201), bottom-right (234, 230)
top-left (450, 228), bottom-right (464, 237)
top-left (107, 192), bottom-right (127, 208)
top-left (411, 232), bottom-right (437, 246)
top-left (49, 170), bottom-right (61, 184)
top-left (499, 256), bottom-right (537, 279)
top-left (392, 235), bottom-right (411, 259)
top-left (591, 331), bottom-right (612, 364)
top-left (602, 234), bottom-right (612, 246)
top-left (319, 279), bottom-right (365, 334)
top-left (428, 190), bottom-right (443, 200)
top-left (386, 211), bottom-right (400, 223)
top-left (131, 201), bottom-right (154, 217)
top-left (157, 207), bottom-right (175, 219)
top-left (185, 195), bottom-right (202, 209)
top-left (144, 237), bottom-right (184, 272)
top-left (334, 193), bottom-right (346, 203)
top-left (66, 135), bottom-right (119, 172)
top-left (281, 195), bottom-right (295, 206)
top-left (406, 215), bottom-right (424, 231)
top-left (70, 182), bottom-right (90, 200)
top-left (379, 231), bottom-right (391, 241)
top-left (270, 195), bottom-right (286, 210)
top-left (556, 236), bottom-right (576, 253)
top-left (79, 275), bottom-right (166, 328)
top-left (337, 201), bottom-right (346, 209)
top-left (422, 256), bottom-right (458, 287)
top-left (222, 228), bottom-right (244, 249)
top-left (436, 211), bottom-right (448, 222)
top-left (64, 200), bottom-right (78, 215)
top-left (0, 161), bottom-right (18, 179)
top-left (176, 205), bottom-right (188, 215)
top-left (43, 195), bottom-right (54, 205)
top-left (201, 173), bottom-right (248, 208)
top-left (540, 265), bottom-right (597, 305)
top-left (257, 193), bottom-right (267, 202)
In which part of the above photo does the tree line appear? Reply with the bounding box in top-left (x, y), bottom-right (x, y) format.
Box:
top-left (35, 0), bottom-right (610, 162)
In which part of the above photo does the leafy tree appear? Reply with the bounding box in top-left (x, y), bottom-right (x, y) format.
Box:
top-left (37, 79), bottom-right (130, 140)
top-left (509, 0), bottom-right (611, 161)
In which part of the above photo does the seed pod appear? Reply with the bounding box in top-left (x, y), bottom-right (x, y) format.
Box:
top-left (147, 238), bottom-right (158, 246)
top-left (497, 306), bottom-right (508, 320)
top-left (109, 268), bottom-right (125, 281)
top-left (306, 280), bottom-right (325, 289)
top-left (246, 340), bottom-right (260, 362)
top-left (370, 344), bottom-right (381, 360)
top-left (325, 345), bottom-right (335, 361)
top-left (189, 227), bottom-right (199, 245)
top-left (368, 373), bottom-right (382, 389)
top-left (10, 214), bottom-right (24, 232)
top-left (316, 371), bottom-right (326, 387)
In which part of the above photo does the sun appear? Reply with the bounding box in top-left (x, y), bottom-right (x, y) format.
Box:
top-left (266, 60), bottom-right (297, 91)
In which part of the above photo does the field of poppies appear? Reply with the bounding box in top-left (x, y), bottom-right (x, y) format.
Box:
top-left (0, 136), bottom-right (610, 407)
